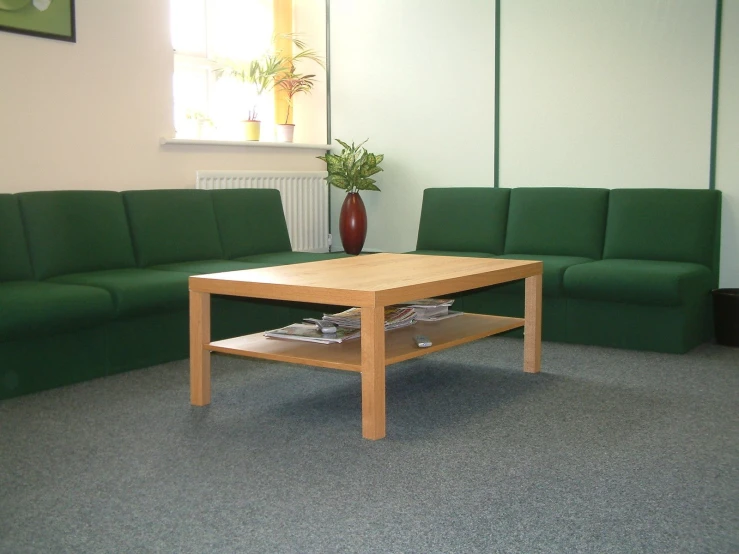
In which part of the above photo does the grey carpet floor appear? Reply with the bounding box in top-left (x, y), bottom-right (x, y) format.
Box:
top-left (1, 337), bottom-right (737, 554)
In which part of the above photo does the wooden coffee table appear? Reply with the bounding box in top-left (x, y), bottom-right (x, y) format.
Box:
top-left (189, 253), bottom-right (542, 440)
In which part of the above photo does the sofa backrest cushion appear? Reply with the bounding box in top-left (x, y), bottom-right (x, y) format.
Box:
top-left (123, 190), bottom-right (224, 266)
top-left (603, 189), bottom-right (721, 269)
top-left (416, 187), bottom-right (510, 254)
top-left (18, 191), bottom-right (136, 280)
top-left (211, 189), bottom-right (292, 258)
top-left (0, 195), bottom-right (34, 282)
top-left (504, 187), bottom-right (609, 259)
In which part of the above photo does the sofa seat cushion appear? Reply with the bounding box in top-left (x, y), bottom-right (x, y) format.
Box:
top-left (211, 189), bottom-right (294, 258)
top-left (0, 195), bottom-right (34, 282)
top-left (406, 250), bottom-right (498, 258)
top-left (50, 269), bottom-right (190, 317)
top-left (416, 188), bottom-right (511, 254)
top-left (0, 281), bottom-right (114, 340)
top-left (603, 189), bottom-right (721, 269)
top-left (150, 260), bottom-right (276, 275)
top-left (563, 259), bottom-right (714, 306)
top-left (504, 188), bottom-right (609, 259)
top-left (237, 252), bottom-right (351, 265)
top-left (18, 191), bottom-right (137, 280)
top-left (123, 190), bottom-right (224, 266)
top-left (493, 254), bottom-right (594, 297)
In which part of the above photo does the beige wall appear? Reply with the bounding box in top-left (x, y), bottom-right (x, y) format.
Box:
top-left (0, 0), bottom-right (325, 193)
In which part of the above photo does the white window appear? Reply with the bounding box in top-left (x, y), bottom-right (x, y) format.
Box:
top-left (169, 0), bottom-right (327, 144)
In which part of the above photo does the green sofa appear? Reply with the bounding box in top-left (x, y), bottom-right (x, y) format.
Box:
top-left (0, 189), bottom-right (347, 400)
top-left (410, 187), bottom-right (722, 354)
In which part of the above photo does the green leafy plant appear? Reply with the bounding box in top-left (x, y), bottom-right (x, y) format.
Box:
top-left (213, 53), bottom-right (284, 121)
top-left (185, 110), bottom-right (214, 126)
top-left (317, 139), bottom-right (384, 193)
top-left (214, 33), bottom-right (324, 122)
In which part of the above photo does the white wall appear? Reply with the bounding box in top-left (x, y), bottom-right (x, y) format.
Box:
top-left (0, 0), bottom-right (325, 193)
top-left (717, 0), bottom-right (739, 288)
top-left (328, 0), bottom-right (496, 253)
top-left (499, 0), bottom-right (714, 189)
top-left (329, 0), bottom-right (738, 287)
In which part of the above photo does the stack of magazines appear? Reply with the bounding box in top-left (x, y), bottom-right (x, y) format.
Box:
top-left (397, 298), bottom-right (463, 321)
top-left (322, 306), bottom-right (417, 331)
top-left (263, 300), bottom-right (458, 345)
top-left (263, 324), bottom-right (360, 344)
top-left (263, 306), bottom-right (416, 345)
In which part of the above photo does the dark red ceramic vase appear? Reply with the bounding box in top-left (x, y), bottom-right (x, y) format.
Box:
top-left (339, 192), bottom-right (367, 255)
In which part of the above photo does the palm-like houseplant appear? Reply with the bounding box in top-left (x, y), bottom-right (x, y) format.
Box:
top-left (317, 139), bottom-right (384, 254)
top-left (274, 72), bottom-right (316, 142)
top-left (213, 52), bottom-right (285, 140)
top-left (273, 35), bottom-right (325, 142)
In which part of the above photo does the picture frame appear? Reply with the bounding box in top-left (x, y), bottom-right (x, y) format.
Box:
top-left (0, 0), bottom-right (75, 43)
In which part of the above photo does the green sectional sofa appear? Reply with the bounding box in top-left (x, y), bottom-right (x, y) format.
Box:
top-left (0, 185), bottom-right (722, 400)
top-left (410, 187), bottom-right (722, 354)
top-left (0, 189), bottom-right (347, 400)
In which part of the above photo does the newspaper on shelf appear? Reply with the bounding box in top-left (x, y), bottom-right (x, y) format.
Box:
top-left (265, 299), bottom-right (463, 345)
top-left (265, 307), bottom-right (417, 345)
top-left (264, 323), bottom-right (360, 344)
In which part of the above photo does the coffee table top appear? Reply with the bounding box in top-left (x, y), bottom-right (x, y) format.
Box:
top-left (189, 253), bottom-right (542, 307)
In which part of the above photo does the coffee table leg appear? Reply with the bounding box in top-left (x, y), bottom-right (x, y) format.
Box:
top-left (190, 290), bottom-right (212, 405)
top-left (524, 274), bottom-right (542, 373)
top-left (361, 306), bottom-right (386, 439)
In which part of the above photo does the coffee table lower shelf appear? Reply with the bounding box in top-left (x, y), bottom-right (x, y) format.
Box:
top-left (208, 313), bottom-right (524, 372)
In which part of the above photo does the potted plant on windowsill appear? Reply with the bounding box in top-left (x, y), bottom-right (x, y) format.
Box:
top-left (273, 36), bottom-right (325, 143)
top-left (275, 71), bottom-right (317, 143)
top-left (184, 110), bottom-right (214, 139)
top-left (214, 34), bottom-right (324, 142)
top-left (317, 139), bottom-right (384, 255)
top-left (214, 53), bottom-right (284, 141)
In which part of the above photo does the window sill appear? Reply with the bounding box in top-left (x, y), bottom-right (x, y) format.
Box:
top-left (160, 137), bottom-right (331, 150)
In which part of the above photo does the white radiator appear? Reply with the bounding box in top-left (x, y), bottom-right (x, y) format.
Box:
top-left (196, 170), bottom-right (329, 252)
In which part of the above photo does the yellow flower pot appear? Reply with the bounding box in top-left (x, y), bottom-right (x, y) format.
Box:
top-left (243, 120), bottom-right (261, 141)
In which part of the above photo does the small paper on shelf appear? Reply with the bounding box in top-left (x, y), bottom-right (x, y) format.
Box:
top-left (414, 310), bottom-right (464, 322)
top-left (396, 298), bottom-right (458, 320)
top-left (322, 306), bottom-right (417, 331)
top-left (397, 298), bottom-right (454, 308)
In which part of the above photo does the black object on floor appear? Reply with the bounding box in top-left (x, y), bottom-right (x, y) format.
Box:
top-left (713, 288), bottom-right (739, 347)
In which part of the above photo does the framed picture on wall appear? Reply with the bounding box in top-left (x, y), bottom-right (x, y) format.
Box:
top-left (0, 0), bottom-right (75, 43)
